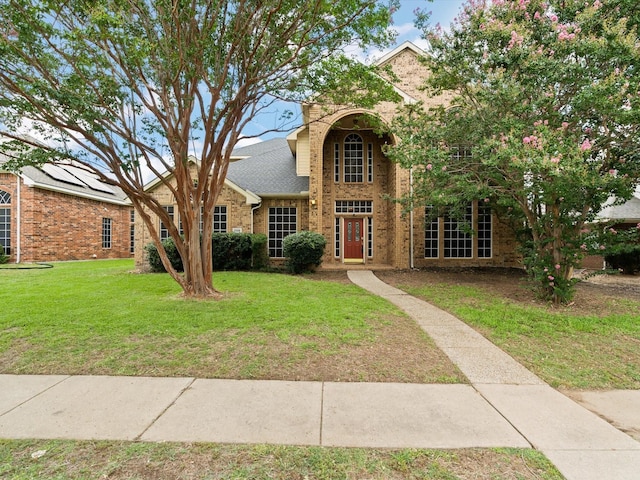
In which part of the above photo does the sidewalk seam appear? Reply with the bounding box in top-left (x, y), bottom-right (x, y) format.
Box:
top-left (135, 377), bottom-right (196, 441)
top-left (0, 375), bottom-right (71, 417)
top-left (319, 382), bottom-right (325, 446)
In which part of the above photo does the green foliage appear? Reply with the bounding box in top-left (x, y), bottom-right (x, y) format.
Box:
top-left (144, 239), bottom-right (183, 273)
top-left (589, 224), bottom-right (640, 274)
top-left (283, 231), bottom-right (327, 274)
top-left (0, 0), bottom-right (398, 296)
top-left (250, 233), bottom-right (269, 270)
top-left (0, 245), bottom-right (8, 264)
top-left (388, 0), bottom-right (640, 304)
top-left (211, 233), bottom-right (252, 271)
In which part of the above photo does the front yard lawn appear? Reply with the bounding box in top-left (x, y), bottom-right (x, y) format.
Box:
top-left (0, 260), bottom-right (462, 384)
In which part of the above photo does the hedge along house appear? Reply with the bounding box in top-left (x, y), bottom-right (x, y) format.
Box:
top-left (0, 136), bottom-right (132, 263)
top-left (135, 42), bottom-right (520, 270)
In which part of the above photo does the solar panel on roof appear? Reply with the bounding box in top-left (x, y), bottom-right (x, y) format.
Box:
top-left (63, 164), bottom-right (115, 194)
top-left (41, 163), bottom-right (87, 188)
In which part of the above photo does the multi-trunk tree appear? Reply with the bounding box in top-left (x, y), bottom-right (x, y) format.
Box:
top-left (0, 0), bottom-right (399, 297)
top-left (388, 0), bottom-right (640, 303)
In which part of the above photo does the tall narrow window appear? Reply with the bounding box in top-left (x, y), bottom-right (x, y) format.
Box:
top-left (159, 206), bottom-right (174, 241)
top-left (129, 209), bottom-right (135, 254)
top-left (0, 189), bottom-right (11, 256)
top-left (334, 217), bottom-right (341, 258)
top-left (367, 143), bottom-right (373, 183)
top-left (343, 133), bottom-right (363, 182)
top-left (477, 204), bottom-right (492, 258)
top-left (213, 205), bottom-right (227, 233)
top-left (444, 204), bottom-right (473, 258)
top-left (102, 218), bottom-right (112, 249)
top-left (334, 143), bottom-right (340, 183)
top-left (424, 206), bottom-right (439, 258)
top-left (367, 217), bottom-right (373, 258)
top-left (268, 207), bottom-right (297, 257)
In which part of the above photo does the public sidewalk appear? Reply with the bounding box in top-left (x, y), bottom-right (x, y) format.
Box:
top-left (0, 270), bottom-right (638, 480)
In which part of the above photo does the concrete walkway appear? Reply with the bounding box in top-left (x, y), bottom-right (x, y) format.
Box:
top-left (0, 270), bottom-right (638, 479)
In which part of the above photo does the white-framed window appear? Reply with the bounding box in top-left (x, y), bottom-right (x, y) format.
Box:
top-left (335, 200), bottom-right (373, 214)
top-left (334, 143), bottom-right (340, 183)
top-left (343, 133), bottom-right (364, 183)
top-left (102, 217), bottom-right (112, 249)
top-left (159, 206), bottom-right (174, 241)
top-left (477, 204), bottom-right (492, 258)
top-left (130, 209), bottom-right (135, 254)
top-left (444, 204), bottom-right (473, 258)
top-left (334, 217), bottom-right (341, 258)
top-left (367, 143), bottom-right (373, 183)
top-left (424, 205), bottom-right (439, 258)
top-left (268, 206), bottom-right (297, 258)
top-left (200, 205), bottom-right (228, 233)
top-left (0, 189), bottom-right (11, 256)
top-left (367, 217), bottom-right (373, 258)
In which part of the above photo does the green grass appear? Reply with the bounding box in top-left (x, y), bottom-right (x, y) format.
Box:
top-left (401, 282), bottom-right (640, 389)
top-left (1, 259), bottom-right (461, 383)
top-left (0, 440), bottom-right (563, 479)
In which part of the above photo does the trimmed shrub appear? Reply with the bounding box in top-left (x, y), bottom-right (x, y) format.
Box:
top-left (211, 233), bottom-right (252, 271)
top-left (283, 230), bottom-right (327, 274)
top-left (250, 233), bottom-right (269, 270)
top-left (144, 239), bottom-right (183, 273)
top-left (605, 250), bottom-right (640, 275)
top-left (0, 245), bottom-right (8, 264)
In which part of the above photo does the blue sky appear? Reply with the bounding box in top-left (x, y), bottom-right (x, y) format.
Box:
top-left (242, 0), bottom-right (468, 144)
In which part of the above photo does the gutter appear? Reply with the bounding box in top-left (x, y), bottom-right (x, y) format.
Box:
top-left (409, 167), bottom-right (414, 269)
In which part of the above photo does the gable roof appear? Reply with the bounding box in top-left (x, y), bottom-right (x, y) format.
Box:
top-left (228, 138), bottom-right (309, 197)
top-left (0, 138), bottom-right (128, 205)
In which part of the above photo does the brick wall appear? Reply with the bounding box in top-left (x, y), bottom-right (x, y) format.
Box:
top-left (0, 172), bottom-right (131, 262)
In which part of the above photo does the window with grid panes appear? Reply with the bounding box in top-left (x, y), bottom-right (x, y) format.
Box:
top-left (159, 206), bottom-right (174, 241)
top-left (268, 207), bottom-right (297, 257)
top-left (444, 204), bottom-right (473, 258)
top-left (343, 133), bottom-right (364, 182)
top-left (477, 204), bottom-right (492, 258)
top-left (424, 205), bottom-right (439, 258)
top-left (102, 218), bottom-right (112, 249)
top-left (0, 189), bottom-right (10, 256)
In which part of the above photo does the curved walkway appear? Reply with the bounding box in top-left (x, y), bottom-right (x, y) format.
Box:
top-left (0, 271), bottom-right (638, 480)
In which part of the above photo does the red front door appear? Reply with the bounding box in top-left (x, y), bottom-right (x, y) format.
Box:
top-left (344, 218), bottom-right (363, 261)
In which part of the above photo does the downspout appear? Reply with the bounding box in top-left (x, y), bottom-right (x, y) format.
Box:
top-left (250, 201), bottom-right (262, 234)
top-left (409, 166), bottom-right (414, 269)
top-left (16, 174), bottom-right (21, 263)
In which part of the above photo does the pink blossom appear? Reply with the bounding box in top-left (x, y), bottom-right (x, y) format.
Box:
top-left (441, 166), bottom-right (447, 171)
top-left (636, 223), bottom-right (640, 230)
top-left (593, 0), bottom-right (602, 9)
top-left (426, 164), bottom-right (433, 171)
top-left (549, 282), bottom-right (555, 287)
top-left (534, 11), bottom-right (541, 20)
top-left (580, 244), bottom-right (587, 250)
top-left (580, 139), bottom-right (592, 151)
top-left (555, 264), bottom-right (561, 270)
top-left (548, 275), bottom-right (555, 281)
top-left (508, 30), bottom-right (524, 49)
top-left (610, 228), bottom-right (617, 234)
top-left (599, 245), bottom-right (606, 250)
top-left (523, 136), bottom-right (532, 144)
top-left (549, 14), bottom-right (558, 22)
top-left (609, 169), bottom-right (616, 175)
top-left (561, 122), bottom-right (569, 130)
top-left (543, 267), bottom-right (549, 272)
top-left (550, 157), bottom-right (560, 164)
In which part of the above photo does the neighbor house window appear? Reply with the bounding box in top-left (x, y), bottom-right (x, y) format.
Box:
top-left (102, 217), bottom-right (112, 249)
top-left (129, 209), bottom-right (135, 254)
top-left (268, 206), bottom-right (297, 257)
top-left (159, 206), bottom-right (174, 241)
top-left (0, 189), bottom-right (11, 256)
top-left (343, 133), bottom-right (364, 182)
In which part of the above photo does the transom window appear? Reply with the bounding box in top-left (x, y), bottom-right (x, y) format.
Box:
top-left (343, 133), bottom-right (364, 183)
top-left (268, 206), bottom-right (297, 258)
top-left (0, 189), bottom-right (10, 256)
top-left (335, 200), bottom-right (373, 214)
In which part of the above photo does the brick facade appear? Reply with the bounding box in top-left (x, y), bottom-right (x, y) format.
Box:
top-left (0, 172), bottom-right (131, 262)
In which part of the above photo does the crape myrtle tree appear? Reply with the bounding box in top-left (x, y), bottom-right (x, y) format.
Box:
top-left (387, 0), bottom-right (640, 304)
top-left (0, 0), bottom-right (399, 298)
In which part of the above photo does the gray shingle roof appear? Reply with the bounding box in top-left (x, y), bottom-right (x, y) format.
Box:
top-left (228, 138), bottom-right (308, 196)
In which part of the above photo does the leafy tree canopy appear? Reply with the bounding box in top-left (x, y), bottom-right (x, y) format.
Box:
top-left (388, 0), bottom-right (640, 303)
top-left (0, 0), bottom-right (399, 297)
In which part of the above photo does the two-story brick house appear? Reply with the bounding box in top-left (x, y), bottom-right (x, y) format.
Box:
top-left (135, 42), bottom-right (521, 270)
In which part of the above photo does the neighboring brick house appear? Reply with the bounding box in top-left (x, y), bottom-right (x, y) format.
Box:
top-left (137, 42), bottom-right (521, 270)
top-left (0, 144), bottom-right (132, 263)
